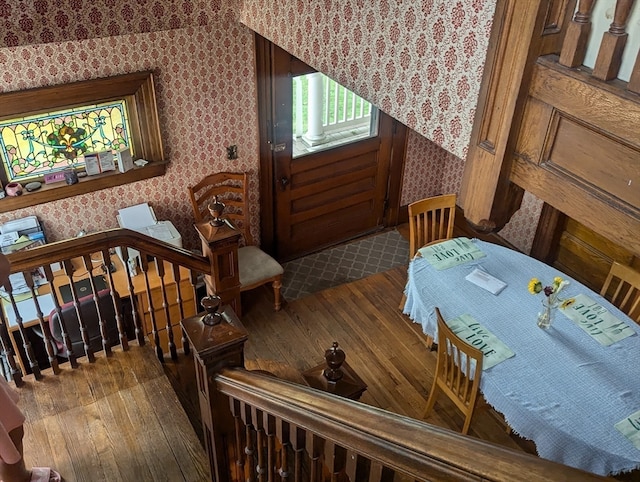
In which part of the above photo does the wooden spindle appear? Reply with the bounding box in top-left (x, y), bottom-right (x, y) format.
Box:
top-left (306, 433), bottom-right (322, 482)
top-left (276, 420), bottom-right (291, 481)
top-left (230, 399), bottom-right (247, 481)
top-left (262, 412), bottom-right (276, 482)
top-left (593, 0), bottom-right (636, 80)
top-left (0, 314), bottom-right (23, 386)
top-left (559, 0), bottom-right (596, 67)
top-left (140, 253), bottom-right (163, 361)
top-left (102, 248), bottom-right (128, 351)
top-left (289, 424), bottom-right (305, 482)
top-left (25, 274), bottom-right (59, 374)
top-left (82, 254), bottom-right (111, 356)
top-left (43, 265), bottom-right (77, 368)
top-left (323, 441), bottom-right (346, 482)
top-left (6, 287), bottom-right (42, 379)
top-left (241, 403), bottom-right (257, 482)
top-left (62, 259), bottom-right (95, 362)
top-left (344, 449), bottom-right (358, 481)
top-left (120, 247), bottom-right (144, 346)
top-left (171, 264), bottom-right (189, 355)
top-left (253, 407), bottom-right (267, 482)
top-left (154, 258), bottom-right (177, 360)
top-left (628, 48), bottom-right (640, 93)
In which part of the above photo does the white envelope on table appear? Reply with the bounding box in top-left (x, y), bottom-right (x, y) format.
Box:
top-left (465, 268), bottom-right (507, 295)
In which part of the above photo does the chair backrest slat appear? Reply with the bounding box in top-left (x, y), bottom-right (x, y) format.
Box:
top-left (600, 261), bottom-right (640, 324)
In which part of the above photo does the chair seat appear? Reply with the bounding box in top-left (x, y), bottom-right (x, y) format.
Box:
top-left (238, 246), bottom-right (284, 290)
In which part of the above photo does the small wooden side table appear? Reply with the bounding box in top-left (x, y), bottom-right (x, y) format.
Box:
top-left (302, 360), bottom-right (367, 401)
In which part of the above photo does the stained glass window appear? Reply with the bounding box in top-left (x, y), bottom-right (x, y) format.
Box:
top-left (0, 100), bottom-right (133, 183)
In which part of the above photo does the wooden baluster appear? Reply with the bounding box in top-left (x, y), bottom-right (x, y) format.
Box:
top-left (42, 265), bottom-right (77, 368)
top-left (82, 254), bottom-right (111, 356)
top-left (5, 282), bottom-right (42, 379)
top-left (241, 402), bottom-right (257, 482)
top-left (120, 247), bottom-right (144, 346)
top-left (230, 398), bottom-right (247, 481)
top-left (593, 0), bottom-right (636, 80)
top-left (62, 259), bottom-right (95, 362)
top-left (628, 49), bottom-right (640, 93)
top-left (24, 273), bottom-right (59, 374)
top-left (140, 253), bottom-right (163, 361)
top-left (253, 407), bottom-right (267, 482)
top-left (559, 0), bottom-right (596, 67)
top-left (171, 263), bottom-right (190, 356)
top-left (0, 313), bottom-right (23, 386)
top-left (262, 412), bottom-right (276, 482)
top-left (154, 258), bottom-right (177, 360)
top-left (306, 433), bottom-right (322, 482)
top-left (102, 248), bottom-right (128, 351)
top-left (344, 449), bottom-right (358, 481)
top-left (289, 424), bottom-right (306, 482)
top-left (324, 441), bottom-right (346, 482)
top-left (276, 420), bottom-right (291, 481)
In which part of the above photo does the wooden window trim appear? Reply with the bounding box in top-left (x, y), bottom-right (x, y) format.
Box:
top-left (0, 72), bottom-right (165, 213)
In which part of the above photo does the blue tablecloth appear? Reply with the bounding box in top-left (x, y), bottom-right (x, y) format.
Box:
top-left (403, 238), bottom-right (640, 476)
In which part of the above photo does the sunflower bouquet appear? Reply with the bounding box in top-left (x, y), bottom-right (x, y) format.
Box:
top-left (528, 276), bottom-right (571, 307)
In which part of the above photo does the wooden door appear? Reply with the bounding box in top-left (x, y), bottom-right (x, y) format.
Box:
top-left (256, 35), bottom-right (406, 261)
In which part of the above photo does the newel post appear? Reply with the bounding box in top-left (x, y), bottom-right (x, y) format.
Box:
top-left (194, 220), bottom-right (242, 317)
top-left (182, 306), bottom-right (248, 482)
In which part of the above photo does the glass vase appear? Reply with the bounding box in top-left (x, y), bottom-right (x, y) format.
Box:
top-left (537, 298), bottom-right (557, 329)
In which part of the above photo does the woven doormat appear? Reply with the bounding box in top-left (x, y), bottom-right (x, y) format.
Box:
top-left (281, 230), bottom-right (409, 302)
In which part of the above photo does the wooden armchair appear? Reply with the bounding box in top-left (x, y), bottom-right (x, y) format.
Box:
top-left (423, 308), bottom-right (483, 435)
top-left (600, 261), bottom-right (640, 324)
top-left (188, 172), bottom-right (283, 311)
top-left (408, 194), bottom-right (456, 259)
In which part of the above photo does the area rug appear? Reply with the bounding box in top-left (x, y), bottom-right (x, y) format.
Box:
top-left (281, 229), bottom-right (409, 302)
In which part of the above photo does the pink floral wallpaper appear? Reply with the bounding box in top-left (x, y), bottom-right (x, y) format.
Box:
top-left (0, 2), bottom-right (259, 251)
top-left (0, 0), bottom-right (539, 253)
top-left (239, 0), bottom-right (497, 161)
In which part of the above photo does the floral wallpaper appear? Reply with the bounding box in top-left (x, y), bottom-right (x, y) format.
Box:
top-left (0, 0), bottom-right (539, 253)
top-left (239, 0), bottom-right (497, 161)
top-left (0, 2), bottom-right (259, 251)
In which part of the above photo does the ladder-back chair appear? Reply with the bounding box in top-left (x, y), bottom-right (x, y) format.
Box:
top-left (600, 261), bottom-right (640, 324)
top-left (423, 307), bottom-right (483, 435)
top-left (408, 194), bottom-right (456, 259)
top-left (188, 172), bottom-right (283, 311)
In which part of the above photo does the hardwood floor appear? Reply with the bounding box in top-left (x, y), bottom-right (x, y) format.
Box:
top-left (17, 345), bottom-right (209, 482)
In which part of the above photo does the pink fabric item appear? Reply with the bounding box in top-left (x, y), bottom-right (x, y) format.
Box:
top-left (0, 377), bottom-right (25, 464)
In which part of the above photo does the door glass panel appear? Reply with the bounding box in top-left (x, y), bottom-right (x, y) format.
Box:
top-left (292, 73), bottom-right (378, 158)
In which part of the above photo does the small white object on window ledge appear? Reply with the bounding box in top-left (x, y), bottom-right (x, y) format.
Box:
top-left (134, 159), bottom-right (148, 167)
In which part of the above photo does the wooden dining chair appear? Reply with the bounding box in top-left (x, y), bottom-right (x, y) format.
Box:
top-left (408, 194), bottom-right (456, 259)
top-left (423, 307), bottom-right (483, 435)
top-left (188, 172), bottom-right (284, 311)
top-left (600, 261), bottom-right (640, 324)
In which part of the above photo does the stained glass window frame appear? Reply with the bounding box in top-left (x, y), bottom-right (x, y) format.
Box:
top-left (0, 72), bottom-right (165, 214)
top-left (0, 100), bottom-right (135, 183)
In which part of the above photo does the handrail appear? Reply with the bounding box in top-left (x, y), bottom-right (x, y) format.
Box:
top-left (5, 228), bottom-right (210, 274)
top-left (215, 367), bottom-right (611, 482)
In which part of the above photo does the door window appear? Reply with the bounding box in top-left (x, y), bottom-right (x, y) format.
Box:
top-left (292, 72), bottom-right (378, 158)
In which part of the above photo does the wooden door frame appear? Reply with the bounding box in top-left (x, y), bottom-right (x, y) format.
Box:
top-left (254, 33), bottom-right (407, 256)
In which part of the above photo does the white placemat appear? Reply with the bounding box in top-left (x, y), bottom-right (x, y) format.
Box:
top-left (418, 237), bottom-right (485, 270)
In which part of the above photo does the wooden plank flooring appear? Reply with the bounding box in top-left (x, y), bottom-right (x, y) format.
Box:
top-left (15, 345), bottom-right (210, 482)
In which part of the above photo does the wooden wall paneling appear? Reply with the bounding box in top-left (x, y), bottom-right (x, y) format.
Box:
top-left (512, 56), bottom-right (640, 257)
top-left (529, 58), bottom-right (640, 142)
top-left (540, 0), bottom-right (577, 55)
top-left (460, 0), bottom-right (551, 232)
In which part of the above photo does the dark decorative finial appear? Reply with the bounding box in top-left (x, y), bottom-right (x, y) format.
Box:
top-left (208, 195), bottom-right (225, 227)
top-left (201, 294), bottom-right (222, 326)
top-left (323, 341), bottom-right (346, 382)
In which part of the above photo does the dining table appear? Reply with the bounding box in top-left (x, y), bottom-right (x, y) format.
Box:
top-left (402, 237), bottom-right (640, 477)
